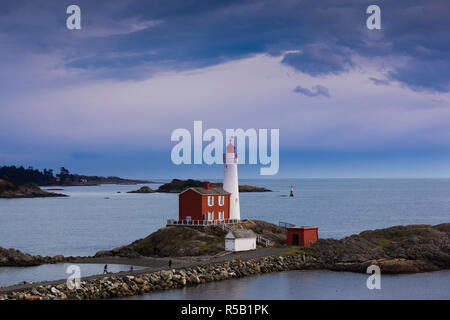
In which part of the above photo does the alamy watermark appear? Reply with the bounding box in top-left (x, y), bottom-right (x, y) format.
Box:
top-left (66, 264), bottom-right (81, 290)
top-left (171, 121), bottom-right (279, 175)
top-left (366, 5), bottom-right (381, 30)
top-left (65, 5), bottom-right (380, 31)
top-left (66, 5), bottom-right (81, 30)
top-left (366, 264), bottom-right (381, 290)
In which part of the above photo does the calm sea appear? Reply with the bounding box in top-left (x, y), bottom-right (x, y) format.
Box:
top-left (0, 179), bottom-right (449, 297)
top-left (124, 270), bottom-right (450, 300)
top-left (1, 179), bottom-right (449, 257)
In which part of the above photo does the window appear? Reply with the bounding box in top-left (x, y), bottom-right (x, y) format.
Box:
top-left (208, 196), bottom-right (214, 206)
top-left (208, 212), bottom-right (214, 221)
top-left (218, 196), bottom-right (224, 206)
top-left (218, 211), bottom-right (224, 220)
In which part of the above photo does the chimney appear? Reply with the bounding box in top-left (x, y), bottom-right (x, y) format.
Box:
top-left (204, 181), bottom-right (210, 190)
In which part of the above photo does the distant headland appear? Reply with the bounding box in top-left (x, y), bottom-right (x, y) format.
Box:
top-left (0, 165), bottom-right (156, 199)
top-left (0, 166), bottom-right (153, 187)
top-left (0, 179), bottom-right (67, 199)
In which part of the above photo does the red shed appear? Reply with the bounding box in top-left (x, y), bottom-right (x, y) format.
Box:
top-left (179, 182), bottom-right (231, 224)
top-left (286, 227), bottom-right (319, 247)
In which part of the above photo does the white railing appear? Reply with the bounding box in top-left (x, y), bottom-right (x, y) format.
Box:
top-left (166, 219), bottom-right (242, 226)
top-left (279, 221), bottom-right (296, 228)
top-left (220, 222), bottom-right (233, 232)
top-left (256, 235), bottom-right (271, 247)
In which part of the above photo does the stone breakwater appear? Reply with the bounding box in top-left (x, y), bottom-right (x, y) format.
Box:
top-left (0, 254), bottom-right (317, 300)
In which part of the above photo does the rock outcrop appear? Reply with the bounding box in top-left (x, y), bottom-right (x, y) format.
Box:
top-left (156, 179), bottom-right (204, 193)
top-left (94, 220), bottom-right (286, 258)
top-left (0, 179), bottom-right (67, 198)
top-left (2, 223), bottom-right (448, 276)
top-left (93, 222), bottom-right (450, 271)
top-left (304, 223), bottom-right (450, 273)
top-left (156, 179), bottom-right (272, 193)
top-left (97, 227), bottom-right (226, 258)
top-left (0, 247), bottom-right (65, 267)
top-left (126, 186), bottom-right (155, 194)
top-left (240, 220), bottom-right (287, 246)
top-left (237, 185), bottom-right (271, 192)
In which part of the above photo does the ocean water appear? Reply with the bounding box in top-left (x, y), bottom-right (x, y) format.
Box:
top-left (0, 263), bottom-right (143, 288)
top-left (125, 270), bottom-right (450, 300)
top-left (0, 179), bottom-right (449, 257)
top-left (0, 179), bottom-right (449, 297)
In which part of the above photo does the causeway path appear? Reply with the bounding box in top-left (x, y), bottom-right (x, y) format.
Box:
top-left (0, 247), bottom-right (290, 294)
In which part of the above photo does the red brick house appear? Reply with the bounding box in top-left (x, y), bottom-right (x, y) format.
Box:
top-left (178, 182), bottom-right (231, 224)
top-left (286, 227), bottom-right (319, 247)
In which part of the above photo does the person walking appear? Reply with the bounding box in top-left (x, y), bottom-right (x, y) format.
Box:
top-left (103, 264), bottom-right (108, 274)
top-left (130, 265), bottom-right (134, 272)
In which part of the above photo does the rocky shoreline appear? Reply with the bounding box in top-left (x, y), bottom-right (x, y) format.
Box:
top-left (3, 244), bottom-right (448, 300)
top-left (0, 247), bottom-right (69, 267)
top-left (306, 222), bottom-right (450, 273)
top-left (0, 179), bottom-right (67, 199)
top-left (0, 222), bottom-right (448, 300)
top-left (2, 222), bottom-right (449, 271)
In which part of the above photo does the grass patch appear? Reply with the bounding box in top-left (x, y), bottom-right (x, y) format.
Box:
top-left (376, 238), bottom-right (393, 249)
top-left (278, 246), bottom-right (314, 256)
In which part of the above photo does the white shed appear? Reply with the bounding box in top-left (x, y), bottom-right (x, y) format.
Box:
top-left (225, 229), bottom-right (257, 252)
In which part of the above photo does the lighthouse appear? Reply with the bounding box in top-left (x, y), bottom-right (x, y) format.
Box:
top-left (223, 137), bottom-right (240, 220)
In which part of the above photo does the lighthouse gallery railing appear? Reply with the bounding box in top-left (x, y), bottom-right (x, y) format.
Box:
top-left (166, 219), bottom-right (242, 226)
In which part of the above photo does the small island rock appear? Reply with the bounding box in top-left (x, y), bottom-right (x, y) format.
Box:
top-left (127, 186), bottom-right (155, 194)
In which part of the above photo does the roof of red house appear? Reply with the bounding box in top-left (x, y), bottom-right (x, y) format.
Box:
top-left (225, 229), bottom-right (257, 239)
top-left (180, 187), bottom-right (231, 196)
top-left (287, 226), bottom-right (319, 230)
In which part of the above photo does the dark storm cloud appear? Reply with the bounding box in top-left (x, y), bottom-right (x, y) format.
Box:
top-left (0, 0), bottom-right (449, 91)
top-left (293, 85), bottom-right (330, 97)
top-left (388, 60), bottom-right (450, 92)
top-left (282, 44), bottom-right (355, 76)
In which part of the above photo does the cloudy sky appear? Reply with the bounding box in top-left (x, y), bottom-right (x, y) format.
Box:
top-left (1, 0), bottom-right (449, 179)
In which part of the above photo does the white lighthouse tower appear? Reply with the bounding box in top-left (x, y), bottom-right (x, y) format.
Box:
top-left (223, 137), bottom-right (240, 221)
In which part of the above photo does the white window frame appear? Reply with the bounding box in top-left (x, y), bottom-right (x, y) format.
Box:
top-left (208, 212), bottom-right (214, 221)
top-left (208, 196), bottom-right (214, 206)
top-left (218, 211), bottom-right (224, 220)
top-left (218, 196), bottom-right (224, 206)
